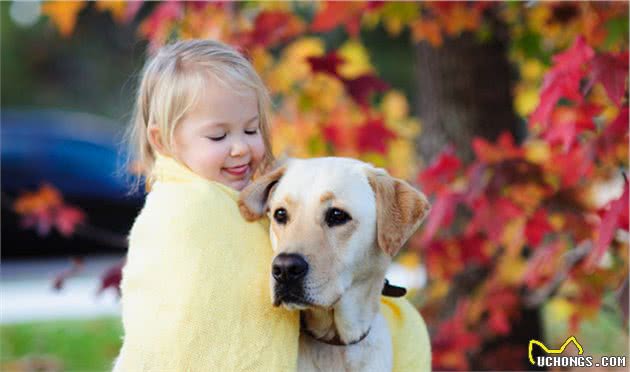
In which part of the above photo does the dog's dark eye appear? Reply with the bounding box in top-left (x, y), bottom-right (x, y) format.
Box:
top-left (325, 208), bottom-right (352, 227)
top-left (273, 208), bottom-right (288, 224)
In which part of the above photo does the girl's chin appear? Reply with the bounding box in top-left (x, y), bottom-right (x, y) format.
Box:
top-left (222, 177), bottom-right (250, 191)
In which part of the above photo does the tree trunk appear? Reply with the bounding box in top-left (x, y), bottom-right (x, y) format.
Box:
top-left (414, 19), bottom-right (523, 164)
top-left (413, 16), bottom-right (543, 371)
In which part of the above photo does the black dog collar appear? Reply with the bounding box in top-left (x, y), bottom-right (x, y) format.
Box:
top-left (381, 279), bottom-right (407, 297)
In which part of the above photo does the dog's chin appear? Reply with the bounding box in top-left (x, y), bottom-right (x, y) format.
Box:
top-left (280, 301), bottom-right (310, 311)
top-left (273, 294), bottom-right (311, 310)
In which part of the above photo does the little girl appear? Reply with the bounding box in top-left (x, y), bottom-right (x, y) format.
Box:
top-left (114, 39), bottom-right (430, 371)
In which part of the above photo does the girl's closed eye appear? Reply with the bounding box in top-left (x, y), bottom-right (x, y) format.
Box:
top-left (245, 127), bottom-right (259, 135)
top-left (208, 133), bottom-right (226, 141)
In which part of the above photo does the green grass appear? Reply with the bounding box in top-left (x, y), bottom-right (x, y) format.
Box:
top-left (1, 301), bottom-right (627, 371)
top-left (543, 293), bottom-right (629, 356)
top-left (1, 317), bottom-right (123, 372)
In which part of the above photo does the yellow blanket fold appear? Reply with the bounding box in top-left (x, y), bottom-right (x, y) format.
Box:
top-left (114, 155), bottom-right (431, 371)
top-left (114, 155), bottom-right (299, 371)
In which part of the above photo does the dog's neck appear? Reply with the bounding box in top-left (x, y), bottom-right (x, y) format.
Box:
top-left (301, 269), bottom-right (385, 345)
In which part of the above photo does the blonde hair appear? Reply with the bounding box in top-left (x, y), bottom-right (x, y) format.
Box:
top-left (125, 39), bottom-right (274, 191)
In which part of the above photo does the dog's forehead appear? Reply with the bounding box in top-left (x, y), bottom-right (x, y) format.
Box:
top-left (273, 158), bottom-right (374, 205)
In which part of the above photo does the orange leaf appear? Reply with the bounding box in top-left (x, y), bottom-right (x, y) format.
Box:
top-left (410, 19), bottom-right (442, 46)
top-left (41, 0), bottom-right (87, 37)
top-left (14, 184), bottom-right (63, 215)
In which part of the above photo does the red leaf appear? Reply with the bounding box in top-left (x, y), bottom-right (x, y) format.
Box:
top-left (14, 184), bottom-right (86, 237)
top-left (21, 210), bottom-right (53, 236)
top-left (322, 121), bottom-right (355, 151)
top-left (525, 209), bottom-right (553, 247)
top-left (123, 0), bottom-right (144, 23)
top-left (310, 2), bottom-right (365, 37)
top-left (545, 104), bottom-right (600, 152)
top-left (547, 144), bottom-right (594, 188)
top-left (597, 107), bottom-right (629, 157)
top-left (343, 74), bottom-right (390, 108)
top-left (486, 288), bottom-right (519, 335)
top-left (98, 260), bottom-right (125, 296)
top-left (140, 1), bottom-right (183, 44)
top-left (417, 146), bottom-right (462, 195)
top-left (242, 11), bottom-right (305, 48)
top-left (432, 300), bottom-right (481, 371)
top-left (585, 180), bottom-right (629, 268)
top-left (590, 52), bottom-right (629, 106)
top-left (307, 52), bottom-right (345, 77)
top-left (459, 233), bottom-right (491, 265)
top-left (356, 117), bottom-right (396, 154)
top-left (55, 206), bottom-right (86, 237)
top-left (529, 37), bottom-right (595, 129)
top-left (523, 240), bottom-right (564, 289)
top-left (488, 308), bottom-right (511, 335)
top-left (52, 257), bottom-right (84, 291)
top-left (466, 196), bottom-right (522, 242)
top-left (420, 191), bottom-right (461, 244)
top-left (472, 132), bottom-right (522, 164)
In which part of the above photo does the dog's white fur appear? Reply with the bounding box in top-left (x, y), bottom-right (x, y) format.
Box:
top-left (239, 157), bottom-right (429, 372)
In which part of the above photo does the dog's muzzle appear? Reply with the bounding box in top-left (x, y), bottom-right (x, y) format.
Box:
top-left (272, 253), bottom-right (309, 306)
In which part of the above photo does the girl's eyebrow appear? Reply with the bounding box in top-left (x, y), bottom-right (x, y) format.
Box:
top-left (204, 115), bottom-right (259, 128)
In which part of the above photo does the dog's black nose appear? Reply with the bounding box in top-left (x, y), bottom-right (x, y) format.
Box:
top-left (272, 253), bottom-right (308, 283)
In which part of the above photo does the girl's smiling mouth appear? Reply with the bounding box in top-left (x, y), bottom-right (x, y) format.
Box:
top-left (223, 164), bottom-right (250, 177)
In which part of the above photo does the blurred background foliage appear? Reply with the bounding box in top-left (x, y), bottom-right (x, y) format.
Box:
top-left (2, 1), bottom-right (628, 371)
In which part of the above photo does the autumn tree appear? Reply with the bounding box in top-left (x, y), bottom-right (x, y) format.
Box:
top-left (11, 2), bottom-right (628, 370)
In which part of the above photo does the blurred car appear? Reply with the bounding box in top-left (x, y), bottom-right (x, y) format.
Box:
top-left (1, 109), bottom-right (143, 258)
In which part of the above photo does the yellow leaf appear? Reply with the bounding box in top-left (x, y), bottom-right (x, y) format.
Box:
top-left (384, 17), bottom-right (404, 36)
top-left (497, 255), bottom-right (527, 285)
top-left (250, 46), bottom-right (274, 77)
top-left (301, 74), bottom-right (345, 113)
top-left (41, 0), bottom-right (87, 37)
top-left (361, 152), bottom-right (387, 168)
top-left (520, 59), bottom-right (545, 81)
top-left (397, 252), bottom-right (420, 269)
top-left (526, 5), bottom-right (552, 34)
top-left (381, 91), bottom-right (408, 121)
top-left (337, 40), bottom-right (373, 79)
top-left (386, 139), bottom-right (416, 179)
top-left (427, 281), bottom-right (449, 302)
top-left (95, 0), bottom-right (126, 22)
top-left (524, 140), bottom-right (551, 164)
top-left (256, 1), bottom-right (291, 11)
top-left (379, 2), bottom-right (420, 34)
top-left (546, 297), bottom-right (573, 322)
top-left (505, 183), bottom-right (548, 212)
top-left (268, 37), bottom-right (325, 93)
top-left (548, 213), bottom-right (565, 231)
top-left (514, 85), bottom-right (540, 117)
top-left (501, 217), bottom-right (527, 259)
top-left (361, 11), bottom-right (381, 30)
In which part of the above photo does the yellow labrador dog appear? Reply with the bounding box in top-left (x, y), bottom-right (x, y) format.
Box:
top-left (239, 158), bottom-right (430, 372)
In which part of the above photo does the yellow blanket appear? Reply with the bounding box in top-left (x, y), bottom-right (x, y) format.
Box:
top-left (114, 155), bottom-right (431, 371)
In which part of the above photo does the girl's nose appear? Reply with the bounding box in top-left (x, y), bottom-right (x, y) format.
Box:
top-left (230, 139), bottom-right (248, 157)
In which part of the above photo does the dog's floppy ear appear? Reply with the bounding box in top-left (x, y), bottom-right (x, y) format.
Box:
top-left (367, 168), bottom-right (431, 256)
top-left (238, 165), bottom-right (286, 221)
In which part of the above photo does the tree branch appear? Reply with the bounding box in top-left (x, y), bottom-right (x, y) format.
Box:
top-left (524, 241), bottom-right (592, 308)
